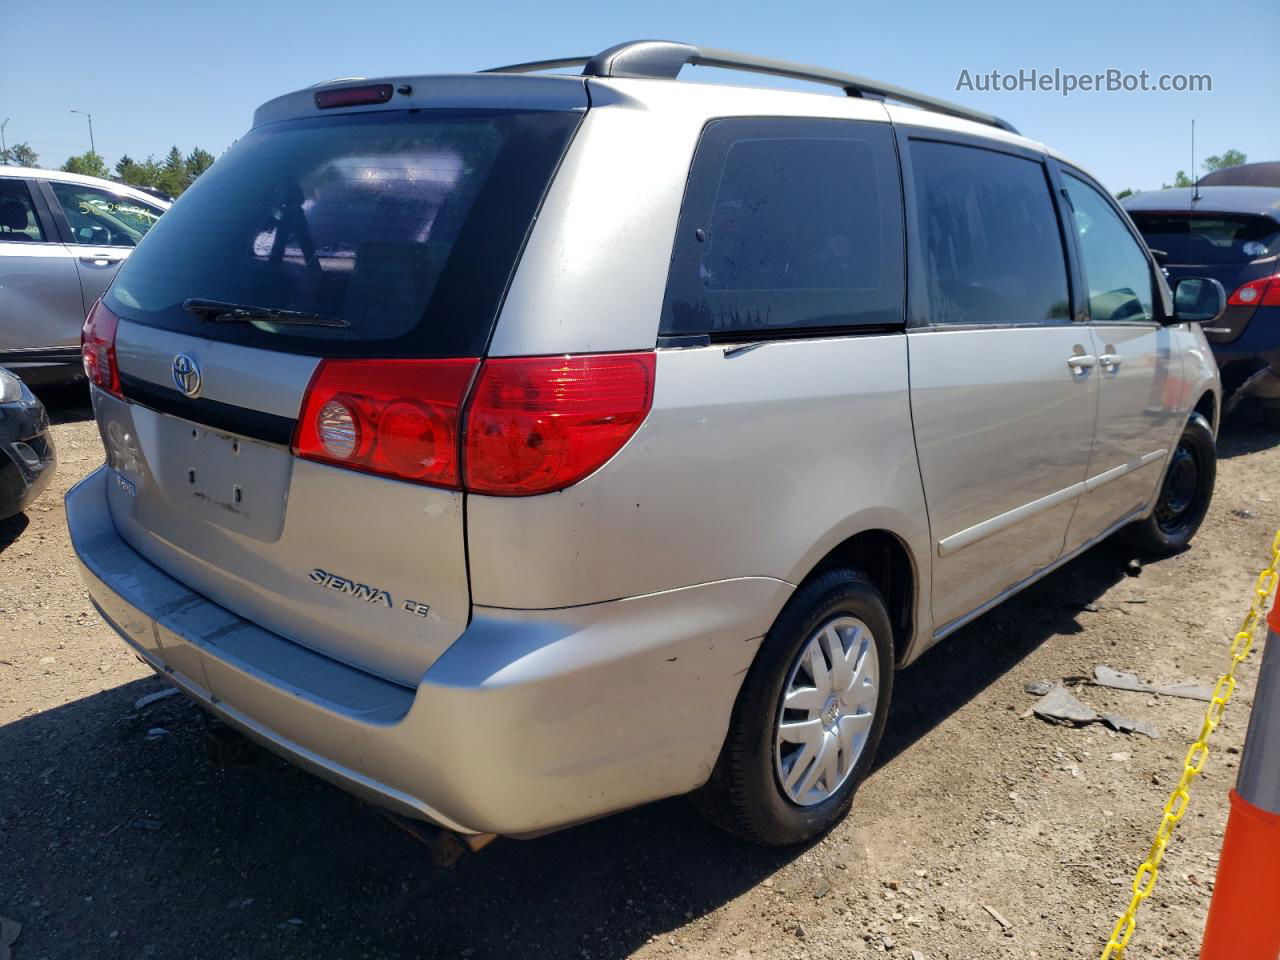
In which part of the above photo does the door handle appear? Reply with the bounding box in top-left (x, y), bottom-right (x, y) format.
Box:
top-left (1099, 350), bottom-right (1123, 370)
top-left (79, 254), bottom-right (124, 265)
top-left (1067, 352), bottom-right (1096, 372)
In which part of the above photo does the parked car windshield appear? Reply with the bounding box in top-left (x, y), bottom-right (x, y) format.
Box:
top-left (106, 108), bottom-right (581, 358)
top-left (1129, 212), bottom-right (1280, 265)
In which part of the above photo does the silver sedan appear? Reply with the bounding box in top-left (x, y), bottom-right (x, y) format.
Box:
top-left (0, 167), bottom-right (167, 385)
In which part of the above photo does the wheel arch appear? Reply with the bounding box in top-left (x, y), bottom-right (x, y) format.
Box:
top-left (798, 528), bottom-right (920, 667)
top-left (1193, 389), bottom-right (1218, 436)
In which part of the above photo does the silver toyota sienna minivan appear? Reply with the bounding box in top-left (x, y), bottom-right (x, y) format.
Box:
top-left (67, 41), bottom-right (1225, 846)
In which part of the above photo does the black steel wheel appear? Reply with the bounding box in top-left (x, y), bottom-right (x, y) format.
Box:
top-left (1127, 413), bottom-right (1216, 556)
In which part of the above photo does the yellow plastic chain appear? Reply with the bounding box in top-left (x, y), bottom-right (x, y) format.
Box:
top-left (1101, 527), bottom-right (1280, 959)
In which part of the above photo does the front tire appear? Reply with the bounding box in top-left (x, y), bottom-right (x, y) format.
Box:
top-left (694, 570), bottom-right (894, 845)
top-left (1126, 412), bottom-right (1216, 557)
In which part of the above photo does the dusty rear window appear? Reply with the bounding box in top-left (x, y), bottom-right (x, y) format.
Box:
top-left (107, 108), bottom-right (581, 357)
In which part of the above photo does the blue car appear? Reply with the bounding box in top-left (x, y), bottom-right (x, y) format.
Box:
top-left (1124, 179), bottom-right (1280, 425)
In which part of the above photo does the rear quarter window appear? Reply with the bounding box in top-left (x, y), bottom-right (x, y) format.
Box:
top-left (660, 117), bottom-right (905, 337)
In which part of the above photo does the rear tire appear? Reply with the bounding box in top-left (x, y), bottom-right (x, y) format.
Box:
top-left (694, 569), bottom-right (893, 846)
top-left (1126, 412), bottom-right (1216, 557)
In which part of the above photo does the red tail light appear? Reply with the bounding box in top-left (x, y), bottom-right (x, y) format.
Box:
top-left (1228, 274), bottom-right (1280, 307)
top-left (463, 353), bottom-right (656, 496)
top-left (293, 359), bottom-right (479, 488)
top-left (292, 352), bottom-right (656, 495)
top-left (81, 299), bottom-right (121, 397)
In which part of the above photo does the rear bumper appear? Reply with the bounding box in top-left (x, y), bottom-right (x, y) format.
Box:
top-left (67, 466), bottom-right (790, 836)
top-left (1211, 305), bottom-right (1280, 368)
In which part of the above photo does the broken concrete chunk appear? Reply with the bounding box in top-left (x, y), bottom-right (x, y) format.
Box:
top-left (1157, 682), bottom-right (1215, 702)
top-left (1093, 665), bottom-right (1153, 694)
top-left (1031, 685), bottom-right (1098, 725)
top-left (1024, 680), bottom-right (1053, 696)
top-left (1100, 714), bottom-right (1161, 739)
top-left (1031, 685), bottom-right (1159, 737)
top-left (1093, 665), bottom-right (1212, 702)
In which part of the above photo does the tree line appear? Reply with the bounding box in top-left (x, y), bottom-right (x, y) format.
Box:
top-left (0, 142), bottom-right (216, 198)
top-left (2, 137), bottom-right (1253, 202)
top-left (1115, 149), bottom-right (1247, 200)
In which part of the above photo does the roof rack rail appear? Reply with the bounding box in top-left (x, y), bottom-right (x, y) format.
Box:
top-left (484, 40), bottom-right (1019, 135)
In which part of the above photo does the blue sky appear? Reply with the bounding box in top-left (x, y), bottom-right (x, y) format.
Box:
top-left (4, 0), bottom-right (1277, 192)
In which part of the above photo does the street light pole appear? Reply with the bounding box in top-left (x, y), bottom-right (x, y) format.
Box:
top-left (1, 118), bottom-right (9, 160)
top-left (70, 110), bottom-right (95, 155)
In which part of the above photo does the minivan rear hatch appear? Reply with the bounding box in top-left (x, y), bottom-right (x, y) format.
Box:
top-left (97, 82), bottom-right (585, 686)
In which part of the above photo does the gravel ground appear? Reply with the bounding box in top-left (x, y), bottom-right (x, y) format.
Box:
top-left (2, 385), bottom-right (1278, 960)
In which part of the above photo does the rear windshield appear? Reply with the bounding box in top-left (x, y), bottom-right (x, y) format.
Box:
top-left (106, 108), bottom-right (581, 357)
top-left (1129, 212), bottom-right (1280, 265)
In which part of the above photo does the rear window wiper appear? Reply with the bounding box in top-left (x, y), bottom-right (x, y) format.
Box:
top-left (183, 298), bottom-right (350, 328)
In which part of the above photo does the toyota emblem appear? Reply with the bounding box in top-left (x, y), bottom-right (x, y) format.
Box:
top-left (172, 354), bottom-right (202, 398)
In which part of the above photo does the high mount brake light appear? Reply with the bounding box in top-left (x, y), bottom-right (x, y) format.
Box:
top-left (82, 299), bottom-right (122, 397)
top-left (1228, 274), bottom-right (1280, 308)
top-left (293, 358), bottom-right (479, 488)
top-left (463, 353), bottom-right (656, 496)
top-left (292, 352), bottom-right (657, 495)
top-left (314, 84), bottom-right (394, 109)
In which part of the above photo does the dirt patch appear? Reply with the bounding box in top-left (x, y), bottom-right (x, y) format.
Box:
top-left (2, 387), bottom-right (1278, 959)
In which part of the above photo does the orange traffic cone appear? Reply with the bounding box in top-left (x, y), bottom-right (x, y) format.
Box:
top-left (1200, 585), bottom-right (1280, 960)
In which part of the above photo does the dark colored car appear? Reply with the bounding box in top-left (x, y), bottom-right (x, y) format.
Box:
top-left (1123, 184), bottom-right (1280, 423)
top-left (1199, 161), bottom-right (1280, 188)
top-left (0, 367), bottom-right (57, 520)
